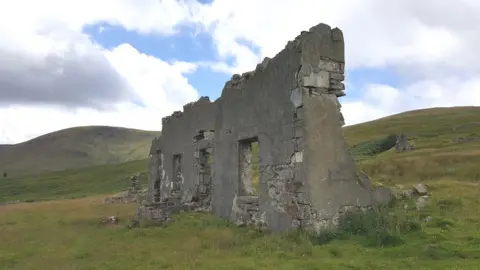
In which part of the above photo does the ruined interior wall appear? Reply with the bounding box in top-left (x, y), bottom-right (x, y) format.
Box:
top-left (212, 37), bottom-right (302, 232)
top-left (143, 22), bottom-right (383, 233)
top-left (154, 97), bottom-right (216, 204)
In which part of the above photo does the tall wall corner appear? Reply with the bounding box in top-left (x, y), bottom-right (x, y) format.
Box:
top-left (282, 23), bottom-right (390, 234)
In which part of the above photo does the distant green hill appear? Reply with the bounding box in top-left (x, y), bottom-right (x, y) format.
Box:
top-left (0, 159), bottom-right (148, 202)
top-left (343, 106), bottom-right (480, 184)
top-left (343, 106), bottom-right (480, 146)
top-left (0, 126), bottom-right (159, 177)
top-left (3, 106), bottom-right (479, 202)
top-left (1, 106), bottom-right (480, 269)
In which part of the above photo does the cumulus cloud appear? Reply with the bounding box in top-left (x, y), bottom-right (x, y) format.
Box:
top-left (0, 38), bottom-right (135, 109)
top-left (0, 42), bottom-right (200, 143)
top-left (1, 0), bottom-right (479, 143)
top-left (0, 0), bottom-right (203, 109)
top-left (0, 0), bottom-right (201, 143)
top-left (104, 44), bottom-right (199, 109)
top-left (188, 0), bottom-right (480, 124)
top-left (342, 78), bottom-right (480, 125)
top-left (191, 0), bottom-right (480, 72)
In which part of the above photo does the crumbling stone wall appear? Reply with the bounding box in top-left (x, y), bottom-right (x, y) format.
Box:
top-left (139, 97), bottom-right (216, 222)
top-left (138, 23), bottom-right (392, 233)
top-left (105, 172), bottom-right (144, 204)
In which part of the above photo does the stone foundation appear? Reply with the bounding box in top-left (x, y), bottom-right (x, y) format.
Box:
top-left (230, 195), bottom-right (266, 227)
top-left (105, 173), bottom-right (144, 204)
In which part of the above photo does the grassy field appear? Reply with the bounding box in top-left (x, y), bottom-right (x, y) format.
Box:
top-left (1, 106), bottom-right (480, 269)
top-left (344, 106), bottom-right (480, 184)
top-left (0, 126), bottom-right (158, 177)
top-left (0, 159), bottom-right (148, 203)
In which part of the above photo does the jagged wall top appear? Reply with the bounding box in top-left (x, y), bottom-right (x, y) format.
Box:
top-left (161, 96), bottom-right (212, 126)
top-left (292, 23), bottom-right (344, 63)
top-left (160, 23), bottom-right (345, 129)
top-left (220, 23), bottom-right (344, 97)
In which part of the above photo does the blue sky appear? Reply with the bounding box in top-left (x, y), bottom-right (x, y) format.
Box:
top-left (1, 0), bottom-right (478, 144)
top-left (83, 23), bottom-right (402, 103)
top-left (83, 24), bottom-right (231, 101)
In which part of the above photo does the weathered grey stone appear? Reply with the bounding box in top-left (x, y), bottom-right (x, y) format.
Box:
top-left (230, 195), bottom-right (264, 227)
top-left (416, 195), bottom-right (429, 210)
top-left (137, 22), bottom-right (392, 234)
top-left (181, 188), bottom-right (194, 203)
top-left (290, 151), bottom-right (303, 163)
top-left (395, 132), bottom-right (414, 152)
top-left (236, 196), bottom-right (259, 205)
top-left (393, 188), bottom-right (415, 200)
top-left (136, 204), bottom-right (171, 224)
top-left (302, 71), bottom-right (330, 88)
top-left (373, 186), bottom-right (394, 205)
top-left (413, 183), bottom-right (428, 195)
top-left (290, 88), bottom-right (303, 108)
top-left (357, 171), bottom-right (373, 190)
top-left (256, 57), bottom-right (271, 71)
top-left (330, 82), bottom-right (345, 90)
top-left (318, 60), bottom-right (343, 73)
top-left (104, 172), bottom-right (144, 204)
top-left (330, 73), bottom-right (345, 81)
top-left (203, 131), bottom-right (215, 140)
top-left (331, 28), bottom-right (344, 42)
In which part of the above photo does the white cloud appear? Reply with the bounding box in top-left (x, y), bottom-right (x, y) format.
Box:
top-left (1, 0), bottom-right (198, 35)
top-left (1, 0), bottom-right (480, 143)
top-left (0, 104), bottom-right (159, 144)
top-left (0, 0), bottom-right (200, 144)
top-left (189, 0), bottom-right (480, 124)
top-left (343, 78), bottom-right (480, 125)
top-left (104, 44), bottom-right (199, 109)
top-left (192, 0), bottom-right (480, 71)
top-left (0, 42), bottom-right (200, 143)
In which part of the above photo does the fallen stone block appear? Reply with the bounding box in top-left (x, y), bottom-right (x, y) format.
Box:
top-left (413, 183), bottom-right (428, 195)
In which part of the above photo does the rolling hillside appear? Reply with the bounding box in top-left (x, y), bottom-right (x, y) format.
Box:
top-left (344, 106), bottom-right (480, 146)
top-left (1, 106), bottom-right (480, 269)
top-left (343, 106), bottom-right (480, 184)
top-left (0, 126), bottom-right (159, 177)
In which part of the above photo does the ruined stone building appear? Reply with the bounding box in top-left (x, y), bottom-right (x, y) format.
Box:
top-left (138, 23), bottom-right (392, 233)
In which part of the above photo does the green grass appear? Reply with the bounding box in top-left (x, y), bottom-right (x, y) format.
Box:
top-left (1, 192), bottom-right (478, 269)
top-left (1, 106), bottom-right (480, 269)
top-left (343, 106), bottom-right (480, 147)
top-left (344, 107), bottom-right (480, 185)
top-left (0, 126), bottom-right (158, 177)
top-left (0, 159), bottom-right (148, 203)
